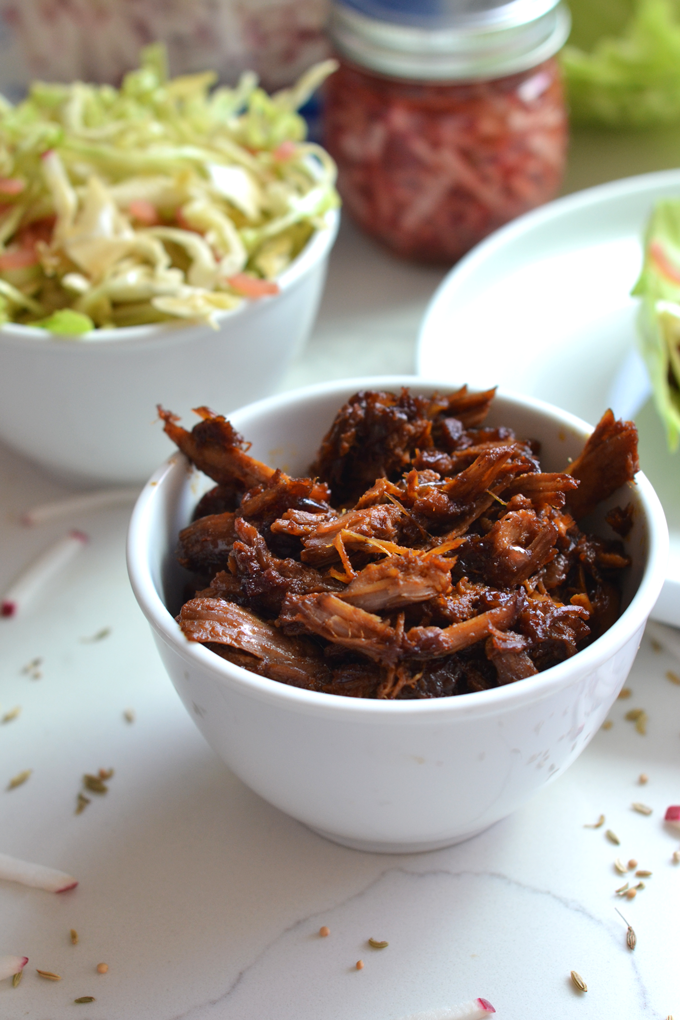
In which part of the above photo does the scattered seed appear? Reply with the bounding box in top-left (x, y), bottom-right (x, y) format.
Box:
top-left (625, 708), bottom-right (644, 720)
top-left (665, 670), bottom-right (680, 685)
top-left (626, 888), bottom-right (637, 900)
top-left (606, 829), bottom-right (620, 845)
top-left (70, 929), bottom-right (79, 945)
top-left (638, 773), bottom-right (649, 785)
top-left (98, 768), bottom-right (114, 780)
top-left (615, 908), bottom-right (636, 950)
top-left (632, 802), bottom-right (653, 815)
top-left (356, 960), bottom-right (364, 970)
top-left (570, 971), bottom-right (587, 993)
top-left (584, 814), bottom-right (605, 828)
top-left (627, 859), bottom-right (638, 870)
top-left (649, 637), bottom-right (662, 652)
top-left (634, 881), bottom-right (645, 890)
top-left (81, 627), bottom-right (111, 643)
top-left (672, 850), bottom-right (680, 864)
top-left (368, 938), bottom-right (389, 949)
top-left (636, 714), bottom-right (648, 735)
top-left (614, 859), bottom-right (628, 875)
top-left (319, 926), bottom-right (330, 937)
top-left (635, 870), bottom-right (652, 877)
top-left (74, 996), bottom-right (95, 1004)
top-left (615, 882), bottom-right (630, 895)
top-left (2, 706), bottom-right (21, 723)
top-left (96, 963), bottom-right (108, 974)
top-left (21, 657), bottom-right (43, 679)
top-left (75, 793), bottom-right (90, 815)
top-left (601, 720), bottom-right (613, 730)
top-left (82, 774), bottom-right (108, 794)
top-left (36, 969), bottom-right (61, 981)
top-left (12, 970), bottom-right (22, 987)
top-left (618, 688), bottom-right (632, 699)
top-left (123, 709), bottom-right (135, 723)
top-left (7, 769), bottom-right (32, 790)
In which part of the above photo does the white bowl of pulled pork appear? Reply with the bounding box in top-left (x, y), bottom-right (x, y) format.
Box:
top-left (127, 377), bottom-right (667, 852)
top-left (0, 46), bottom-right (339, 484)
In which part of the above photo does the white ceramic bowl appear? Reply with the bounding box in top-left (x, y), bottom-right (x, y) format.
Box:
top-left (0, 210), bottom-right (338, 485)
top-left (127, 376), bottom-right (668, 853)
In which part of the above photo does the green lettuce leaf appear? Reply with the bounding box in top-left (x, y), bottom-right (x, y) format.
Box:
top-left (562, 0), bottom-right (680, 126)
top-left (632, 198), bottom-right (680, 450)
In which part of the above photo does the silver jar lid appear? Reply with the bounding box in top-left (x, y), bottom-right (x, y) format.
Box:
top-left (329, 0), bottom-right (571, 81)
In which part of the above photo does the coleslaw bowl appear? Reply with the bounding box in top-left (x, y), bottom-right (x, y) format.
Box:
top-left (0, 210), bottom-right (338, 484)
top-left (127, 376), bottom-right (668, 853)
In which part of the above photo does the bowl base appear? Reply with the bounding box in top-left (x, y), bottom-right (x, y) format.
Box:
top-left (306, 821), bottom-right (492, 854)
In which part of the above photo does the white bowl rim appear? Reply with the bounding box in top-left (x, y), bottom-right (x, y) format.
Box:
top-left (127, 374), bottom-right (669, 721)
top-left (0, 207), bottom-right (339, 349)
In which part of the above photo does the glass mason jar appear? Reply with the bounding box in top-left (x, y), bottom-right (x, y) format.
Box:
top-left (324, 0), bottom-right (571, 263)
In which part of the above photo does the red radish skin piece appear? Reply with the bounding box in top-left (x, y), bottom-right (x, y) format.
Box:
top-left (394, 1000), bottom-right (496, 1019)
top-left (1, 530), bottom-right (88, 617)
top-left (227, 273), bottom-right (280, 298)
top-left (0, 852), bottom-right (78, 892)
top-left (0, 956), bottom-right (28, 982)
top-left (665, 805), bottom-right (680, 829)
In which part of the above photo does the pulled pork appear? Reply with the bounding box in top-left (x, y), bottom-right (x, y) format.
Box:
top-left (160, 388), bottom-right (639, 699)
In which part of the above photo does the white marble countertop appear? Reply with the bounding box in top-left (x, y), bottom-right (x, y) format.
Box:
top-left (1, 216), bottom-right (679, 1020)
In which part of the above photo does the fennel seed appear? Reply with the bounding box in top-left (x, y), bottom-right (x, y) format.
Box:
top-left (7, 769), bottom-right (32, 790)
top-left (614, 858), bottom-right (627, 874)
top-left (75, 793), bottom-right (90, 815)
top-left (672, 850), bottom-right (680, 864)
top-left (632, 802), bottom-right (652, 815)
top-left (12, 970), bottom-right (22, 987)
top-left (615, 908), bottom-right (636, 950)
top-left (601, 720), bottom-right (613, 730)
top-left (83, 774), bottom-right (107, 794)
top-left (70, 928), bottom-right (79, 945)
top-left (618, 688), bottom-right (632, 699)
top-left (606, 829), bottom-right (620, 845)
top-left (74, 996), bottom-right (95, 1004)
top-left (584, 814), bottom-right (605, 829)
top-left (368, 938), bottom-right (389, 949)
top-left (123, 709), bottom-right (135, 723)
top-left (636, 869), bottom-right (652, 877)
top-left (570, 971), bottom-right (587, 993)
top-left (2, 706), bottom-right (21, 723)
top-left (615, 882), bottom-right (630, 895)
top-left (36, 969), bottom-right (61, 981)
top-left (665, 670), bottom-right (680, 685)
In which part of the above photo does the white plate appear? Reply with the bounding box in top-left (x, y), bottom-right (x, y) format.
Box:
top-left (417, 168), bottom-right (680, 627)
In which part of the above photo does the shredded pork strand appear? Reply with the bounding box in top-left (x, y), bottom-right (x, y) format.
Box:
top-left (166, 391), bottom-right (638, 699)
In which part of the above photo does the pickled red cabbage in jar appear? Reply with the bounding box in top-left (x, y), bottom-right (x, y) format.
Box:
top-left (323, 58), bottom-right (567, 263)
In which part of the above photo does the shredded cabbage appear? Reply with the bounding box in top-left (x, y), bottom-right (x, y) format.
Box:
top-left (632, 198), bottom-right (680, 450)
top-left (0, 44), bottom-right (339, 333)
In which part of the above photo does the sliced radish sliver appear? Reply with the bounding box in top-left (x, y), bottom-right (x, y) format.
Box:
top-left (0, 852), bottom-right (78, 892)
top-left (0, 955), bottom-right (28, 982)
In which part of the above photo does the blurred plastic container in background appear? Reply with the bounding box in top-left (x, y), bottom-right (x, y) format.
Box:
top-left (0, 0), bottom-right (330, 95)
top-left (323, 0), bottom-right (571, 264)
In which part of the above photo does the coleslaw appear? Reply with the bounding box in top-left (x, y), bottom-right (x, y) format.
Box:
top-left (0, 44), bottom-right (339, 333)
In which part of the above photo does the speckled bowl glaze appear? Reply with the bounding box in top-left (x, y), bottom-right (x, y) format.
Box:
top-left (127, 377), bottom-right (668, 853)
top-left (0, 210), bottom-right (338, 485)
